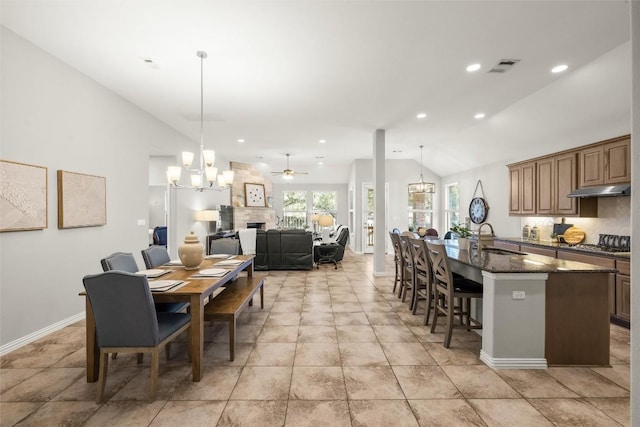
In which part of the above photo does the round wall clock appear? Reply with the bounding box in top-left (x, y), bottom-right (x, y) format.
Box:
top-left (469, 197), bottom-right (489, 224)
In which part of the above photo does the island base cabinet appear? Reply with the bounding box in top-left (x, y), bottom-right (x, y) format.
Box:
top-left (545, 272), bottom-right (610, 366)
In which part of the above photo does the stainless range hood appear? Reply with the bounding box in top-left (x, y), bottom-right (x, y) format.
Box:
top-left (567, 184), bottom-right (631, 198)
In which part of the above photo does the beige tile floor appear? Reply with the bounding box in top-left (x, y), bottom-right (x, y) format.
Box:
top-left (0, 251), bottom-right (631, 426)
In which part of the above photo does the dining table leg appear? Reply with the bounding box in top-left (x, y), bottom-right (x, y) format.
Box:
top-left (190, 294), bottom-right (204, 381)
top-left (85, 298), bottom-right (99, 382)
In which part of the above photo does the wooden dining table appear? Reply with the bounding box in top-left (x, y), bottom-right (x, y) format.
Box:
top-left (82, 254), bottom-right (255, 382)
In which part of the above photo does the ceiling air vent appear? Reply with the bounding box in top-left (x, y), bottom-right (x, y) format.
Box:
top-left (488, 59), bottom-right (521, 73)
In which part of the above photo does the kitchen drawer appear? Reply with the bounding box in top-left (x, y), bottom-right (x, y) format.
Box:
top-left (616, 260), bottom-right (630, 276)
top-left (520, 244), bottom-right (556, 258)
top-left (556, 250), bottom-right (616, 268)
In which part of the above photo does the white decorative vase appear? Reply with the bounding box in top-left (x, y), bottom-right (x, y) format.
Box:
top-left (457, 237), bottom-right (470, 250)
top-left (178, 232), bottom-right (204, 270)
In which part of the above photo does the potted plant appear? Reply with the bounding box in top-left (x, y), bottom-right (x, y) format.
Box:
top-left (450, 224), bottom-right (472, 250)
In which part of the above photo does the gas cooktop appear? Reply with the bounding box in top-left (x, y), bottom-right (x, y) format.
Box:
top-left (566, 243), bottom-right (630, 253)
top-left (563, 234), bottom-right (631, 254)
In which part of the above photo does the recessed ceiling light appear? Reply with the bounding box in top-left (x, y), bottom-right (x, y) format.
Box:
top-left (319, 139), bottom-right (326, 144)
top-left (416, 113), bottom-right (427, 119)
top-left (551, 64), bottom-right (568, 73)
top-left (392, 150), bottom-right (402, 153)
top-left (237, 139), bottom-right (245, 143)
top-left (466, 63), bottom-right (481, 72)
top-left (318, 162), bottom-right (324, 166)
top-left (474, 113), bottom-right (486, 119)
top-left (143, 58), bottom-right (154, 63)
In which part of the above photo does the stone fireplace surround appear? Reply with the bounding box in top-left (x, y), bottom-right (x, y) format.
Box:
top-left (230, 161), bottom-right (276, 230)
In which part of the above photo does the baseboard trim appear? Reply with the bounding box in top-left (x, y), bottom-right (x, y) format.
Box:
top-left (0, 312), bottom-right (85, 356)
top-left (372, 271), bottom-right (394, 277)
top-left (480, 350), bottom-right (547, 369)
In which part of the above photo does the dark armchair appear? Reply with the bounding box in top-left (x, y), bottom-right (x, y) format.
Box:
top-left (314, 226), bottom-right (349, 269)
top-left (82, 271), bottom-right (191, 402)
top-left (152, 226), bottom-right (167, 247)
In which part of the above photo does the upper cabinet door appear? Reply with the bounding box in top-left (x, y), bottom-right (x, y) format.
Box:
top-left (536, 158), bottom-right (554, 215)
top-left (554, 152), bottom-right (577, 215)
top-left (579, 136), bottom-right (630, 187)
top-left (509, 166), bottom-right (521, 214)
top-left (508, 161), bottom-right (536, 215)
top-left (579, 146), bottom-right (604, 187)
top-left (521, 162), bottom-right (536, 215)
top-left (604, 137), bottom-right (631, 184)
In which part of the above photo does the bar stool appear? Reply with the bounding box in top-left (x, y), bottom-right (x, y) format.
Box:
top-left (389, 232), bottom-right (403, 295)
top-left (398, 235), bottom-right (415, 302)
top-left (408, 238), bottom-right (433, 324)
top-left (425, 241), bottom-right (483, 348)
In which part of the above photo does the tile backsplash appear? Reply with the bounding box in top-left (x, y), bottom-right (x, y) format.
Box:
top-left (520, 197), bottom-right (631, 244)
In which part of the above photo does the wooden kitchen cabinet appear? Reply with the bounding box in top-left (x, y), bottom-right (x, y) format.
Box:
top-left (557, 250), bottom-right (629, 327)
top-left (511, 151), bottom-right (596, 217)
top-left (508, 161), bottom-right (536, 215)
top-left (579, 135), bottom-right (630, 187)
top-left (615, 260), bottom-right (630, 323)
top-left (536, 157), bottom-right (554, 215)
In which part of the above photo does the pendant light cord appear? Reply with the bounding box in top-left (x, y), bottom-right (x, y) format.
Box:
top-left (419, 145), bottom-right (424, 183)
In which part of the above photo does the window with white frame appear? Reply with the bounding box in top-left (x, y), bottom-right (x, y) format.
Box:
top-left (444, 182), bottom-right (460, 231)
top-left (282, 191), bottom-right (307, 229)
top-left (312, 191), bottom-right (337, 222)
top-left (281, 191), bottom-right (338, 230)
top-left (407, 191), bottom-right (433, 231)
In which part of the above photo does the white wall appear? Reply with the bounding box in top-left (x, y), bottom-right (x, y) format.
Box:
top-left (0, 27), bottom-right (192, 346)
top-left (440, 159), bottom-right (521, 238)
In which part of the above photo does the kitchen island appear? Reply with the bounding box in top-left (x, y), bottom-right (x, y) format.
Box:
top-left (439, 240), bottom-right (616, 369)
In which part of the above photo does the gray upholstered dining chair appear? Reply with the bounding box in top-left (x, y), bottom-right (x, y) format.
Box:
top-left (101, 251), bottom-right (188, 314)
top-left (82, 271), bottom-right (191, 403)
top-left (141, 246), bottom-right (171, 269)
top-left (100, 252), bottom-right (139, 273)
top-left (210, 238), bottom-right (241, 255)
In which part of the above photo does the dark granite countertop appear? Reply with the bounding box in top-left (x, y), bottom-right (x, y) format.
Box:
top-left (438, 240), bottom-right (618, 274)
top-left (495, 237), bottom-right (631, 260)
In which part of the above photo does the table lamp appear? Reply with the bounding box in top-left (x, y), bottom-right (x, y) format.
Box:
top-left (318, 214), bottom-right (334, 243)
top-left (194, 210), bottom-right (219, 235)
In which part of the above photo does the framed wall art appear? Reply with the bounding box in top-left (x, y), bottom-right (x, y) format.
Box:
top-left (57, 170), bottom-right (106, 228)
top-left (244, 183), bottom-right (266, 207)
top-left (0, 159), bottom-right (48, 232)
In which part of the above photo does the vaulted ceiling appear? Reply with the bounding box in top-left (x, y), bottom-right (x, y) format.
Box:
top-left (1, 1), bottom-right (631, 183)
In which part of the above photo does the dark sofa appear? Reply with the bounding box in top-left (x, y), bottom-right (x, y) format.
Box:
top-left (244, 229), bottom-right (314, 271)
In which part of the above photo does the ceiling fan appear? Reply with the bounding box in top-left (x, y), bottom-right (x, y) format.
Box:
top-left (271, 153), bottom-right (308, 179)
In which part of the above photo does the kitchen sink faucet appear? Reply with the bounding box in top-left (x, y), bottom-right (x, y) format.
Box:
top-left (476, 222), bottom-right (495, 256)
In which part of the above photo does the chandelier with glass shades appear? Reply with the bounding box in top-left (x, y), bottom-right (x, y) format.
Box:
top-left (408, 145), bottom-right (435, 194)
top-left (166, 51), bottom-right (234, 191)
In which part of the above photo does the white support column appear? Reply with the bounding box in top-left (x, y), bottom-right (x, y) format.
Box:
top-left (630, 1), bottom-right (639, 424)
top-left (373, 129), bottom-right (386, 276)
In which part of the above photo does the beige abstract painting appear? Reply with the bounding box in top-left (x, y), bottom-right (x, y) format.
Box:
top-left (57, 170), bottom-right (106, 228)
top-left (0, 159), bottom-right (48, 232)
